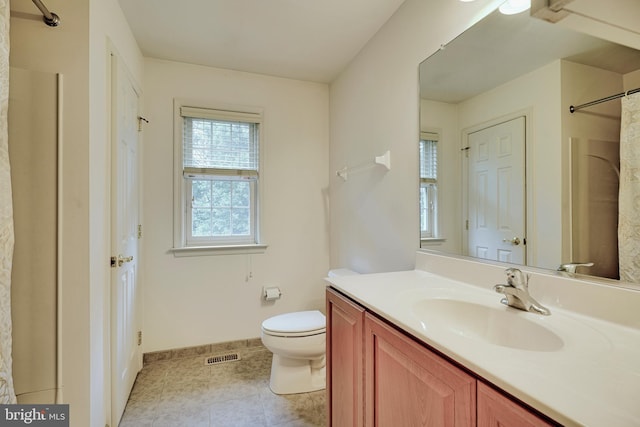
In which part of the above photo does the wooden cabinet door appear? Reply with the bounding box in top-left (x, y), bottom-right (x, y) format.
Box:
top-left (477, 382), bottom-right (554, 427)
top-left (364, 313), bottom-right (476, 427)
top-left (327, 288), bottom-right (366, 427)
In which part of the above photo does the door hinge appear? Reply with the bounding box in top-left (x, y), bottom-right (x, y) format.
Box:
top-left (465, 219), bottom-right (469, 230)
top-left (110, 256), bottom-right (117, 268)
top-left (137, 116), bottom-right (149, 132)
top-left (138, 224), bottom-right (143, 239)
top-left (137, 331), bottom-right (142, 346)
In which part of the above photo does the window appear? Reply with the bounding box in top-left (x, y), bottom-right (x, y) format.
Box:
top-left (420, 132), bottom-right (438, 239)
top-left (175, 104), bottom-right (263, 249)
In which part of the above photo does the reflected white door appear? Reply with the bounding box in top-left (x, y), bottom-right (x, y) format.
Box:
top-left (110, 53), bottom-right (141, 426)
top-left (467, 117), bottom-right (526, 264)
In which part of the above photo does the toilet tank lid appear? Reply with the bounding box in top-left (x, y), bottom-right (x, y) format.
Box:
top-left (262, 310), bottom-right (326, 334)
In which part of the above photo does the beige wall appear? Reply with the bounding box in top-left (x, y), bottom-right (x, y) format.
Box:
top-left (329, 0), bottom-right (506, 273)
top-left (330, 0), bottom-right (639, 274)
top-left (554, 0), bottom-right (640, 50)
top-left (459, 61), bottom-right (563, 269)
top-left (419, 99), bottom-right (461, 255)
top-left (419, 61), bottom-right (562, 269)
top-left (420, 59), bottom-right (628, 274)
top-left (9, 69), bottom-right (58, 403)
top-left (419, 60), bottom-right (562, 268)
top-left (10, 0), bottom-right (142, 425)
top-left (141, 58), bottom-right (330, 352)
top-left (561, 61), bottom-right (623, 279)
top-left (10, 1), bottom-right (90, 424)
top-left (624, 69), bottom-right (640, 89)
top-left (8, 0), bottom-right (639, 424)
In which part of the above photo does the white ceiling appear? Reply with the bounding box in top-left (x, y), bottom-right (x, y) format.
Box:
top-left (118, 0), bottom-right (406, 83)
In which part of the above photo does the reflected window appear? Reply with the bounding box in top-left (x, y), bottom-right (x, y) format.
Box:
top-left (420, 133), bottom-right (438, 239)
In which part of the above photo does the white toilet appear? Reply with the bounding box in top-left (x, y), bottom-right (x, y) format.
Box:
top-left (261, 310), bottom-right (326, 395)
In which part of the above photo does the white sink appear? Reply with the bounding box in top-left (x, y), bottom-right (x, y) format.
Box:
top-left (411, 298), bottom-right (564, 352)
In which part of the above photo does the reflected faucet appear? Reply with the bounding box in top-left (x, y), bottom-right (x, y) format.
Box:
top-left (557, 262), bottom-right (594, 274)
top-left (494, 268), bottom-right (551, 316)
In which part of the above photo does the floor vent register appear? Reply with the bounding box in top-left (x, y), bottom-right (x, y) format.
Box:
top-left (204, 352), bottom-right (241, 366)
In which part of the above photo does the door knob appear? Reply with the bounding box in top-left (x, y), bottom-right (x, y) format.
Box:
top-left (117, 254), bottom-right (134, 267)
top-left (502, 237), bottom-right (521, 246)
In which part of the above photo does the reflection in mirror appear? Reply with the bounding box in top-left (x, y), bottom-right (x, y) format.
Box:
top-left (419, 132), bottom-right (439, 240)
top-left (418, 7), bottom-right (640, 283)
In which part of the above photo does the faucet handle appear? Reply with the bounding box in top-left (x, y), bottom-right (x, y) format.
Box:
top-left (557, 262), bottom-right (594, 274)
top-left (504, 267), bottom-right (529, 291)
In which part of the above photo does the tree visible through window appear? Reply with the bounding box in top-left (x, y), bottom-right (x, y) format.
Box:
top-left (179, 106), bottom-right (262, 247)
top-left (420, 133), bottom-right (438, 239)
top-left (191, 180), bottom-right (251, 237)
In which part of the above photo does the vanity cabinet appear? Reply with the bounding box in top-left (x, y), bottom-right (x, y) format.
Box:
top-left (327, 287), bottom-right (556, 427)
top-left (327, 287), bottom-right (365, 427)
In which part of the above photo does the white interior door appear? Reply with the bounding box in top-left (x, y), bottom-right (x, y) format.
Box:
top-left (467, 116), bottom-right (526, 264)
top-left (110, 53), bottom-right (141, 426)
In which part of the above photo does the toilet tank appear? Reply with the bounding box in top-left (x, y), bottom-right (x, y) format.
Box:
top-left (327, 268), bottom-right (359, 278)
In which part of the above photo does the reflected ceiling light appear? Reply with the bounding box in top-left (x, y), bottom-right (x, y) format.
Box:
top-left (459, 0), bottom-right (476, 2)
top-left (499, 0), bottom-right (531, 14)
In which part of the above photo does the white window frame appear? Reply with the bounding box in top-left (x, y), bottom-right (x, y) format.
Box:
top-left (172, 100), bottom-right (267, 255)
top-left (420, 131), bottom-right (440, 240)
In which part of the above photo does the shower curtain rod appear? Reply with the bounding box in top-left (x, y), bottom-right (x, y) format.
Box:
top-left (569, 87), bottom-right (640, 113)
top-left (31, 0), bottom-right (60, 27)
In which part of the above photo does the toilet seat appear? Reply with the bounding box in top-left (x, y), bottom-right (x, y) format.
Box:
top-left (262, 310), bottom-right (326, 337)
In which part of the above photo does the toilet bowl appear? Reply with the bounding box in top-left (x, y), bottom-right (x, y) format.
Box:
top-left (261, 310), bottom-right (326, 395)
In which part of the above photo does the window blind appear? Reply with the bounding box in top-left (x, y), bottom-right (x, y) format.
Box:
top-left (181, 107), bottom-right (260, 177)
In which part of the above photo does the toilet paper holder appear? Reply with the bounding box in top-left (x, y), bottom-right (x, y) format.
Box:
top-left (263, 286), bottom-right (282, 301)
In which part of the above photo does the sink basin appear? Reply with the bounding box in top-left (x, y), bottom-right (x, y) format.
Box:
top-left (412, 299), bottom-right (564, 352)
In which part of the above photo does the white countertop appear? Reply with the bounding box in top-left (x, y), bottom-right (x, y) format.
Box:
top-left (326, 269), bottom-right (640, 427)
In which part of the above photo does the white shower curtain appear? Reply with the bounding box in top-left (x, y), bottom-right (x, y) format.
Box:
top-left (618, 92), bottom-right (640, 283)
top-left (0, 0), bottom-right (16, 405)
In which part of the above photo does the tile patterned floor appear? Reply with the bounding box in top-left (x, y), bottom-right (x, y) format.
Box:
top-left (119, 344), bottom-right (326, 427)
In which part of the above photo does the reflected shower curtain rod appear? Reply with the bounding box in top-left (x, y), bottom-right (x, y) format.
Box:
top-left (31, 0), bottom-right (60, 27)
top-left (570, 87), bottom-right (640, 113)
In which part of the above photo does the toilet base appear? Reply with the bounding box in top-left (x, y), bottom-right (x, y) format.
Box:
top-left (268, 354), bottom-right (326, 395)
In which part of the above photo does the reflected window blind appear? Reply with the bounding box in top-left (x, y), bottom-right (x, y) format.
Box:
top-left (420, 133), bottom-right (438, 182)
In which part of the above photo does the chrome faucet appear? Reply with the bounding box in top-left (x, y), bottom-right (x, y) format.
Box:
top-left (557, 262), bottom-right (594, 274)
top-left (493, 268), bottom-right (550, 315)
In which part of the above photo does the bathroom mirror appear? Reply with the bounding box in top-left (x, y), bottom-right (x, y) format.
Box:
top-left (419, 7), bottom-right (640, 282)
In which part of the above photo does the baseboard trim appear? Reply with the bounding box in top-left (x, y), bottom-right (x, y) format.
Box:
top-left (143, 337), bottom-right (263, 365)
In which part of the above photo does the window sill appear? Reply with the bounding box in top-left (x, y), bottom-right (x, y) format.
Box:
top-left (170, 244), bottom-right (268, 257)
top-left (420, 238), bottom-right (446, 247)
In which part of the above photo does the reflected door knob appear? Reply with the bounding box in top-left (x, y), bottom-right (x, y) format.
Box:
top-left (502, 237), bottom-right (521, 246)
top-left (110, 254), bottom-right (135, 268)
top-left (117, 254), bottom-right (134, 266)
